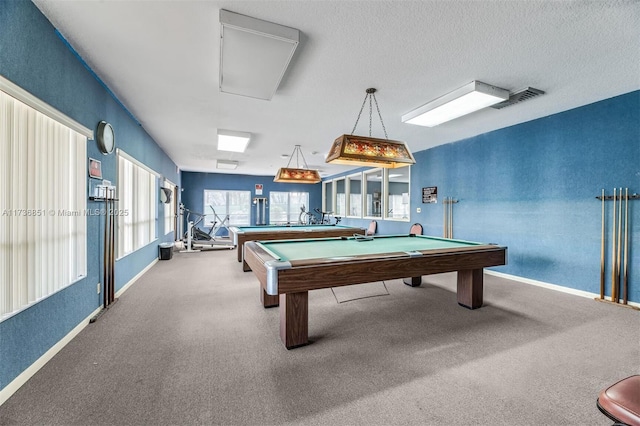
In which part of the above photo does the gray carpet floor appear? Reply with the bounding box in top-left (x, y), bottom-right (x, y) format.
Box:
top-left (1, 247), bottom-right (638, 425)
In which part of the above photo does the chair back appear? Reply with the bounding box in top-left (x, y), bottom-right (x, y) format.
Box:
top-left (409, 223), bottom-right (423, 235)
top-left (366, 220), bottom-right (377, 236)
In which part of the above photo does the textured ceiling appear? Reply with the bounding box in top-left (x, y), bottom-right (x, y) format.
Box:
top-left (32, 0), bottom-right (640, 177)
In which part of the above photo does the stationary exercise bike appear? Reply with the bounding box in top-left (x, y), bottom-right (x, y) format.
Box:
top-left (298, 205), bottom-right (342, 225)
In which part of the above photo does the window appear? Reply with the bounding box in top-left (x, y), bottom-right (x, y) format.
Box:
top-left (163, 180), bottom-right (176, 237)
top-left (386, 167), bottom-right (410, 220)
top-left (118, 152), bottom-right (157, 257)
top-left (335, 178), bottom-right (346, 216)
top-left (347, 173), bottom-right (362, 217)
top-left (322, 180), bottom-right (333, 214)
top-left (269, 191), bottom-right (309, 224)
top-left (364, 169), bottom-right (383, 217)
top-left (1, 82), bottom-right (88, 320)
top-left (203, 190), bottom-right (250, 227)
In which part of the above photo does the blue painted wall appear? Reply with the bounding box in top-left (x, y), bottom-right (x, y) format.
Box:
top-left (1, 0), bottom-right (638, 400)
top-left (0, 0), bottom-right (179, 392)
top-left (336, 91), bottom-right (639, 302)
top-left (181, 172), bottom-right (323, 228)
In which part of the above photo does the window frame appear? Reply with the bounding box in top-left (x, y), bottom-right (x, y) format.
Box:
top-left (321, 166), bottom-right (412, 223)
top-left (334, 177), bottom-right (346, 217)
top-left (363, 168), bottom-right (384, 219)
top-left (346, 172), bottom-right (363, 218)
top-left (1, 78), bottom-right (89, 322)
top-left (384, 167), bottom-right (411, 222)
top-left (163, 179), bottom-right (176, 237)
top-left (117, 150), bottom-right (159, 259)
top-left (322, 180), bottom-right (334, 215)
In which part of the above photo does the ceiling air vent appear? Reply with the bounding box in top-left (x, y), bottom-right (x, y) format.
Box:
top-left (490, 87), bottom-right (545, 109)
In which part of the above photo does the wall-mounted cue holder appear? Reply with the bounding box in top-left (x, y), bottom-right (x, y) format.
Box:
top-left (594, 187), bottom-right (638, 310)
top-left (89, 180), bottom-right (118, 201)
top-left (443, 197), bottom-right (458, 239)
top-left (595, 193), bottom-right (640, 201)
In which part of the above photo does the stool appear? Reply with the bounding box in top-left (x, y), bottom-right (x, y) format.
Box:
top-left (597, 375), bottom-right (640, 426)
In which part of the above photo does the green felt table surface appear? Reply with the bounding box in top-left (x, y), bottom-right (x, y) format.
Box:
top-left (258, 235), bottom-right (486, 261)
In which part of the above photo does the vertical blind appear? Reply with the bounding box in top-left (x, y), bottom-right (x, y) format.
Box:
top-left (0, 89), bottom-right (87, 320)
top-left (164, 180), bottom-right (175, 236)
top-left (117, 152), bottom-right (157, 257)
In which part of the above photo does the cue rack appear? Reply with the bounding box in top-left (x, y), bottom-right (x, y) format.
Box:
top-left (90, 185), bottom-right (118, 323)
top-left (443, 197), bottom-right (458, 238)
top-left (595, 188), bottom-right (639, 310)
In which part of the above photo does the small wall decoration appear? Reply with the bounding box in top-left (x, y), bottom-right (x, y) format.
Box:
top-left (89, 158), bottom-right (102, 179)
top-left (422, 186), bottom-right (437, 203)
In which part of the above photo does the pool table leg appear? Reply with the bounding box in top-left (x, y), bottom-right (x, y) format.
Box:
top-left (261, 288), bottom-right (279, 308)
top-left (280, 292), bottom-right (309, 349)
top-left (236, 243), bottom-right (243, 262)
top-left (403, 276), bottom-right (422, 287)
top-left (243, 260), bottom-right (252, 272)
top-left (457, 269), bottom-right (483, 309)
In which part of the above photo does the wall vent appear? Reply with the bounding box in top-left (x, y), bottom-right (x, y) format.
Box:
top-left (490, 87), bottom-right (545, 109)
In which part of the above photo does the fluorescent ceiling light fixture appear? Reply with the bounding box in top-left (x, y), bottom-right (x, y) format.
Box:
top-left (219, 9), bottom-right (299, 100)
top-left (402, 81), bottom-right (509, 127)
top-left (217, 129), bottom-right (250, 153)
top-left (217, 160), bottom-right (238, 170)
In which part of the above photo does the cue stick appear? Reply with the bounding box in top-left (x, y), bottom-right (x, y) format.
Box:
top-left (449, 198), bottom-right (453, 238)
top-left (599, 189), bottom-right (605, 299)
top-left (103, 189), bottom-right (109, 309)
top-left (106, 189), bottom-right (111, 306)
top-left (610, 188), bottom-right (617, 302)
top-left (447, 198), bottom-right (450, 238)
top-left (616, 187), bottom-right (623, 303)
top-left (109, 189), bottom-right (115, 304)
top-left (448, 198), bottom-right (451, 238)
top-left (622, 188), bottom-right (629, 305)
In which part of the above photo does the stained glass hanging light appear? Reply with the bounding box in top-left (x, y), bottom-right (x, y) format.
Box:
top-left (326, 88), bottom-right (415, 168)
top-left (274, 145), bottom-right (321, 184)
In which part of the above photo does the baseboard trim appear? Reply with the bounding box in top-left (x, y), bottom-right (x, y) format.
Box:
top-left (0, 305), bottom-right (101, 406)
top-left (485, 270), bottom-right (640, 308)
top-left (115, 258), bottom-right (157, 298)
top-left (1, 257), bottom-right (158, 407)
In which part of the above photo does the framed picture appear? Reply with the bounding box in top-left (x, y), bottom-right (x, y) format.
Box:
top-left (422, 186), bottom-right (437, 203)
top-left (88, 158), bottom-right (102, 179)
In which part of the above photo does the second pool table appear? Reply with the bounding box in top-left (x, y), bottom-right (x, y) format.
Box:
top-left (229, 224), bottom-right (366, 271)
top-left (244, 234), bottom-right (507, 349)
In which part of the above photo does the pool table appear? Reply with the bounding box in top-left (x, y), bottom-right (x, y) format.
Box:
top-left (229, 224), bottom-right (366, 271)
top-left (243, 234), bottom-right (507, 349)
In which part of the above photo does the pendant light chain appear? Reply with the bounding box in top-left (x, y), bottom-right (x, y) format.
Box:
top-left (298, 146), bottom-right (311, 169)
top-left (284, 145), bottom-right (310, 169)
top-left (350, 93), bottom-right (369, 135)
top-left (369, 94), bottom-right (373, 137)
top-left (349, 88), bottom-right (388, 139)
top-left (371, 92), bottom-right (389, 139)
